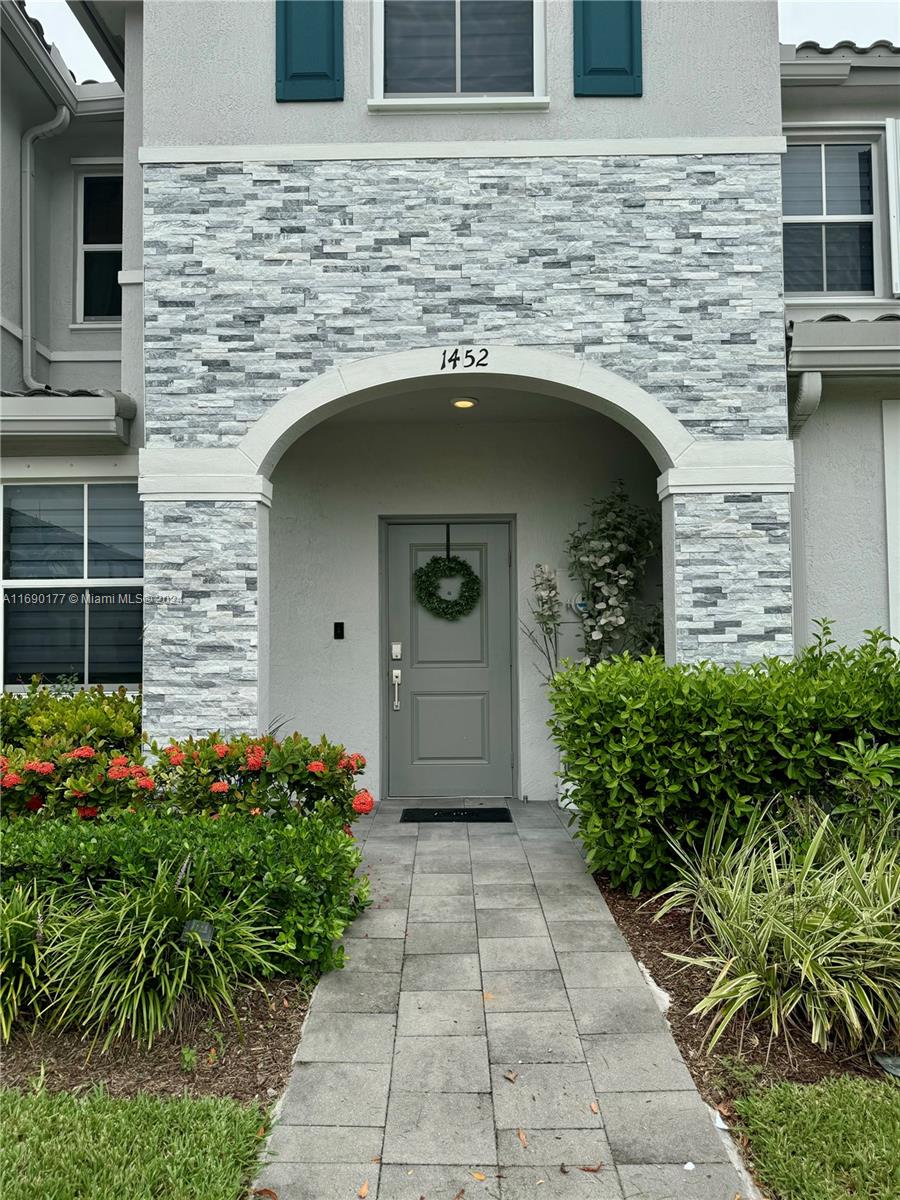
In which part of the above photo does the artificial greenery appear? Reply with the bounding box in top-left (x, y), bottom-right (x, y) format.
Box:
top-left (549, 626), bottom-right (900, 891)
top-left (413, 554), bottom-right (481, 621)
top-left (734, 1077), bottom-right (900, 1200)
top-left (656, 811), bottom-right (900, 1052)
top-left (520, 564), bottom-right (562, 683)
top-left (566, 481), bottom-right (660, 662)
top-left (0, 1087), bottom-right (267, 1200)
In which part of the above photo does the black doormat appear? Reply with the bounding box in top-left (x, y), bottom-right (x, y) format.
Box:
top-left (400, 806), bottom-right (512, 823)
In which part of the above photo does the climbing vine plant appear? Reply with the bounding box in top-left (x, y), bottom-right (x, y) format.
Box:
top-left (566, 482), bottom-right (661, 664)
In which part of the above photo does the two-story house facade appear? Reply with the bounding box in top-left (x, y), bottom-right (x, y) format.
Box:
top-left (2, 1), bottom-right (898, 805)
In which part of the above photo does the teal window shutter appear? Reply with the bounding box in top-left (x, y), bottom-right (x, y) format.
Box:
top-left (574, 0), bottom-right (642, 97)
top-left (276, 0), bottom-right (343, 101)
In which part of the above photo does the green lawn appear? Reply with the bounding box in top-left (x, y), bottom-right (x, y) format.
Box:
top-left (735, 1076), bottom-right (900, 1200)
top-left (0, 1088), bottom-right (267, 1200)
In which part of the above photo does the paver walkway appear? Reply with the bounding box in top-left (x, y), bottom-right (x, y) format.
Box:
top-left (255, 799), bottom-right (751, 1199)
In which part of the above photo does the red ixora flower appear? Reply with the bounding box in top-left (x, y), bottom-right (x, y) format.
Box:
top-left (249, 806), bottom-right (262, 816)
top-left (24, 760), bottom-right (54, 775)
top-left (210, 781), bottom-right (229, 794)
top-left (64, 746), bottom-right (96, 760)
top-left (165, 747), bottom-right (186, 766)
top-left (352, 789), bottom-right (375, 815)
top-left (213, 743), bottom-right (229, 759)
top-left (107, 766), bottom-right (131, 781)
top-left (129, 765), bottom-right (149, 778)
top-left (307, 760), bottom-right (326, 775)
top-left (132, 776), bottom-right (155, 791)
top-left (1, 773), bottom-right (23, 789)
top-left (0, 756), bottom-right (7, 772)
top-left (110, 755), bottom-right (129, 767)
top-left (25, 796), bottom-right (45, 811)
top-left (76, 805), bottom-right (100, 820)
top-left (341, 752), bottom-right (366, 774)
top-left (245, 745), bottom-right (266, 771)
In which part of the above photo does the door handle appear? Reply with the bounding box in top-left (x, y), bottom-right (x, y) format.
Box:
top-left (391, 669), bottom-right (402, 711)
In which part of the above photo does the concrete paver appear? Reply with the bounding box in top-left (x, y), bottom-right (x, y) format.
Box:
top-left (256, 799), bottom-right (750, 1199)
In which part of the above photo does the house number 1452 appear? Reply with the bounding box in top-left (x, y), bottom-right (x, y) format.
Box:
top-left (440, 347), bottom-right (489, 371)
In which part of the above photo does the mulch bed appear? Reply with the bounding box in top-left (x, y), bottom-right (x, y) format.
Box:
top-left (598, 879), bottom-right (879, 1109)
top-left (2, 980), bottom-right (309, 1104)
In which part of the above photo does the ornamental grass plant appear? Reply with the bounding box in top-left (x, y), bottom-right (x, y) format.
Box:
top-left (654, 810), bottom-right (900, 1053)
top-left (42, 868), bottom-right (283, 1048)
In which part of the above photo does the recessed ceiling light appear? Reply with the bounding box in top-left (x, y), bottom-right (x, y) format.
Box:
top-left (451, 397), bottom-right (478, 409)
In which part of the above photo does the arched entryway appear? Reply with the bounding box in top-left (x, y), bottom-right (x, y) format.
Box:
top-left (138, 347), bottom-right (794, 764)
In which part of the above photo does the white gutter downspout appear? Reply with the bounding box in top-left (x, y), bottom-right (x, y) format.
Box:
top-left (21, 105), bottom-right (70, 389)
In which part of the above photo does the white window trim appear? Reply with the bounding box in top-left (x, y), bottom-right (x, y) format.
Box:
top-left (1, 482), bottom-right (143, 689)
top-left (782, 130), bottom-right (886, 302)
top-left (369, 0), bottom-right (548, 112)
top-left (74, 169), bottom-right (124, 327)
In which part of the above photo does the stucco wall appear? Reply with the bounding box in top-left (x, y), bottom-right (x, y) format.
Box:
top-left (793, 393), bottom-right (890, 644)
top-left (141, 0), bottom-right (782, 147)
top-left (1, 38), bottom-right (55, 388)
top-left (268, 412), bottom-right (660, 801)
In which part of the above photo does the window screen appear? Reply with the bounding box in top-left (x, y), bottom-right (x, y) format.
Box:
top-left (384, 0), bottom-right (533, 95)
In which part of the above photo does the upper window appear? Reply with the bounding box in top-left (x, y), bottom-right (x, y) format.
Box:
top-left (1, 484), bottom-right (143, 687)
top-left (371, 0), bottom-right (546, 106)
top-left (384, 0), bottom-right (533, 95)
top-left (782, 143), bottom-right (875, 295)
top-left (77, 174), bottom-right (123, 322)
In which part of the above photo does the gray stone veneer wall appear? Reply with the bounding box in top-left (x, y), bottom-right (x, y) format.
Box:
top-left (143, 500), bottom-right (260, 736)
top-left (143, 154), bottom-right (787, 446)
top-left (672, 492), bottom-right (793, 660)
top-left (141, 153), bottom-right (792, 734)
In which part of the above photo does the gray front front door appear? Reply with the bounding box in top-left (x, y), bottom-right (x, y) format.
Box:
top-left (385, 521), bottom-right (515, 799)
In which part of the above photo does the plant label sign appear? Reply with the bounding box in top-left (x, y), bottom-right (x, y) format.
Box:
top-left (439, 347), bottom-right (489, 371)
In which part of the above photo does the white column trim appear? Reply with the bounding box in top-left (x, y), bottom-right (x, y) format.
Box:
top-left (883, 396), bottom-right (900, 637)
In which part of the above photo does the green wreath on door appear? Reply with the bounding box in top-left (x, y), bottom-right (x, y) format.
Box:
top-left (413, 555), bottom-right (481, 621)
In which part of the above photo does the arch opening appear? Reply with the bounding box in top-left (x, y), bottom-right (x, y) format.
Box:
top-left (239, 346), bottom-right (695, 479)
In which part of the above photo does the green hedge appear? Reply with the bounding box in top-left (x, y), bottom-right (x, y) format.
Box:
top-left (2, 810), bottom-right (367, 979)
top-left (549, 629), bottom-right (900, 891)
top-left (0, 682), bottom-right (142, 757)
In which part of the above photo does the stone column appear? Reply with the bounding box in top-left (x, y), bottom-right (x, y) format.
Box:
top-left (661, 489), bottom-right (794, 664)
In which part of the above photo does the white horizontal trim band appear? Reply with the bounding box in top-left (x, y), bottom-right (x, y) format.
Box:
top-left (367, 96), bottom-right (551, 113)
top-left (0, 456), bottom-right (138, 481)
top-left (117, 269), bottom-right (144, 286)
top-left (139, 135), bottom-right (787, 165)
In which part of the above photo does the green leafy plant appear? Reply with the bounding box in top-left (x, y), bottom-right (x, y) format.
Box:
top-left (549, 627), bottom-right (900, 891)
top-left (0, 681), bottom-right (142, 758)
top-left (43, 864), bottom-right (284, 1048)
top-left (566, 481), bottom-right (660, 662)
top-left (2, 809), bottom-right (367, 979)
top-left (655, 811), bottom-right (900, 1052)
top-left (180, 1046), bottom-right (198, 1073)
top-left (520, 564), bottom-right (563, 683)
top-left (0, 884), bottom-right (53, 1040)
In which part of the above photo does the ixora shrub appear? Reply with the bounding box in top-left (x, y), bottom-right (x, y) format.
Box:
top-left (549, 627), bottom-right (900, 891)
top-left (656, 813), bottom-right (900, 1053)
top-left (0, 731), bottom-right (373, 824)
